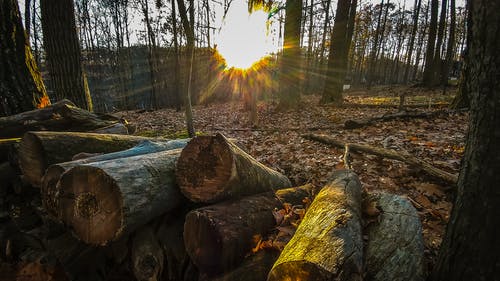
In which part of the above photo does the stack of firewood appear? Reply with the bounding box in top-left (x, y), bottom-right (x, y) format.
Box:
top-left (0, 102), bottom-right (426, 281)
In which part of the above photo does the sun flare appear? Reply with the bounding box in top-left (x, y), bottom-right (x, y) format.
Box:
top-left (215, 3), bottom-right (277, 70)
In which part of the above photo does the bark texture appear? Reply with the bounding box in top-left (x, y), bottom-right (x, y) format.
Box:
top-left (0, 0), bottom-right (49, 117)
top-left (57, 149), bottom-right (183, 245)
top-left (364, 192), bottom-right (425, 281)
top-left (41, 139), bottom-right (188, 218)
top-left (267, 170), bottom-right (363, 281)
top-left (432, 0), bottom-right (500, 279)
top-left (184, 185), bottom-right (312, 275)
top-left (40, 0), bottom-right (92, 110)
top-left (19, 131), bottom-right (155, 187)
top-left (176, 133), bottom-right (291, 203)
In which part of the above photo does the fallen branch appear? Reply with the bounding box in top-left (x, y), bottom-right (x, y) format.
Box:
top-left (303, 134), bottom-right (458, 185)
top-left (344, 109), bottom-right (467, 129)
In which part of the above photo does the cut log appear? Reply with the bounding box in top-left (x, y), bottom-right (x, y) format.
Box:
top-left (92, 123), bottom-right (129, 135)
top-left (203, 250), bottom-right (280, 281)
top-left (0, 99), bottom-right (123, 138)
top-left (267, 170), bottom-right (363, 281)
top-left (176, 133), bottom-right (291, 203)
top-left (303, 134), bottom-right (458, 185)
top-left (57, 148), bottom-right (184, 245)
top-left (344, 109), bottom-right (467, 130)
top-left (131, 226), bottom-right (164, 281)
top-left (184, 184), bottom-right (313, 275)
top-left (19, 131), bottom-right (158, 187)
top-left (40, 139), bottom-right (189, 218)
top-left (364, 192), bottom-right (425, 281)
top-left (0, 161), bottom-right (15, 183)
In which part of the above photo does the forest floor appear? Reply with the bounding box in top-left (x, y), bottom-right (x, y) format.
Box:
top-left (118, 85), bottom-right (467, 274)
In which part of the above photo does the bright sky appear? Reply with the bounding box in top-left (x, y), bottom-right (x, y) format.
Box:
top-left (213, 1), bottom-right (279, 69)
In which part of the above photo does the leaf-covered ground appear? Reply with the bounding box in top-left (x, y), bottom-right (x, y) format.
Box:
top-left (118, 86), bottom-right (467, 273)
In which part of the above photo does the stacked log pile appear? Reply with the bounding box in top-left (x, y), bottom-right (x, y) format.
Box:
top-left (1, 104), bottom-right (426, 281)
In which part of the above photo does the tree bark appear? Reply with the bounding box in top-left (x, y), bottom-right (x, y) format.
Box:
top-left (364, 192), bottom-right (425, 281)
top-left (303, 134), bottom-right (458, 185)
top-left (57, 149), bottom-right (184, 245)
top-left (278, 0), bottom-right (302, 110)
top-left (422, 0), bottom-right (439, 86)
top-left (267, 170), bottom-right (363, 281)
top-left (321, 0), bottom-right (356, 105)
top-left (40, 0), bottom-right (92, 111)
top-left (19, 131), bottom-right (156, 187)
top-left (184, 185), bottom-right (312, 275)
top-left (432, 0), bottom-right (500, 279)
top-left (176, 133), bottom-right (291, 203)
top-left (41, 139), bottom-right (188, 218)
top-left (0, 0), bottom-right (50, 117)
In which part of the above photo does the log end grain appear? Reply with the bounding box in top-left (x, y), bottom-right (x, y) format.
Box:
top-left (176, 134), bottom-right (234, 202)
top-left (41, 165), bottom-right (65, 218)
top-left (364, 192), bottom-right (425, 281)
top-left (18, 131), bottom-right (46, 187)
top-left (58, 166), bottom-right (123, 245)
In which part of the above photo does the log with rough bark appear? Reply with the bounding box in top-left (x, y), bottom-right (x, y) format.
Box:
top-left (18, 131), bottom-right (157, 187)
top-left (57, 148), bottom-right (184, 245)
top-left (92, 123), bottom-right (128, 135)
top-left (0, 99), bottom-right (123, 138)
top-left (0, 161), bottom-right (15, 183)
top-left (176, 133), bottom-right (291, 203)
top-left (40, 139), bottom-right (189, 218)
top-left (131, 226), bottom-right (164, 281)
top-left (364, 192), bottom-right (425, 281)
top-left (303, 134), bottom-right (458, 185)
top-left (184, 184), bottom-right (312, 275)
top-left (267, 170), bottom-right (363, 281)
top-left (344, 108), bottom-right (467, 130)
top-left (203, 250), bottom-right (280, 281)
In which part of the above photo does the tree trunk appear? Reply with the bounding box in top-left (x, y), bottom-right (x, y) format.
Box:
top-left (404, 0), bottom-right (422, 83)
top-left (321, 0), bottom-right (355, 104)
top-left (176, 133), bottom-right (291, 203)
top-left (171, 0), bottom-right (181, 111)
top-left (19, 131), bottom-right (156, 187)
top-left (267, 170), bottom-right (363, 281)
top-left (422, 0), bottom-right (439, 86)
top-left (441, 0), bottom-right (455, 87)
top-left (40, 0), bottom-right (92, 111)
top-left (431, 0), bottom-right (447, 86)
top-left (41, 139), bottom-right (188, 218)
top-left (367, 0), bottom-right (384, 88)
top-left (0, 0), bottom-right (50, 117)
top-left (432, 0), bottom-right (500, 279)
top-left (364, 192), bottom-right (425, 281)
top-left (278, 0), bottom-right (302, 110)
top-left (57, 149), bottom-right (184, 245)
top-left (184, 185), bottom-right (312, 275)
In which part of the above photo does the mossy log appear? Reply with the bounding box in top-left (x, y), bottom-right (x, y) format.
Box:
top-left (364, 192), bottom-right (425, 281)
top-left (267, 170), bottom-right (363, 281)
top-left (131, 226), bottom-right (164, 281)
top-left (203, 250), bottom-right (280, 281)
top-left (176, 133), bottom-right (291, 203)
top-left (57, 149), bottom-right (183, 245)
top-left (184, 185), bottom-right (312, 275)
top-left (303, 134), bottom-right (458, 185)
top-left (19, 131), bottom-right (157, 187)
top-left (0, 99), bottom-right (123, 138)
top-left (0, 138), bottom-right (20, 162)
top-left (92, 123), bottom-right (129, 135)
top-left (41, 139), bottom-right (189, 218)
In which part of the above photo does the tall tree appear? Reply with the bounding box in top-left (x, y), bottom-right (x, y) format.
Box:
top-left (431, 0), bottom-right (448, 85)
top-left (432, 0), bottom-right (500, 279)
top-left (441, 0), bottom-right (456, 86)
top-left (0, 0), bottom-right (49, 116)
top-left (366, 0), bottom-right (384, 88)
top-left (403, 0), bottom-right (422, 83)
top-left (422, 0), bottom-right (438, 86)
top-left (40, 0), bottom-right (92, 110)
top-left (279, 0), bottom-right (303, 109)
top-left (171, 0), bottom-right (182, 111)
top-left (176, 0), bottom-right (195, 137)
top-left (321, 0), bottom-right (357, 104)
